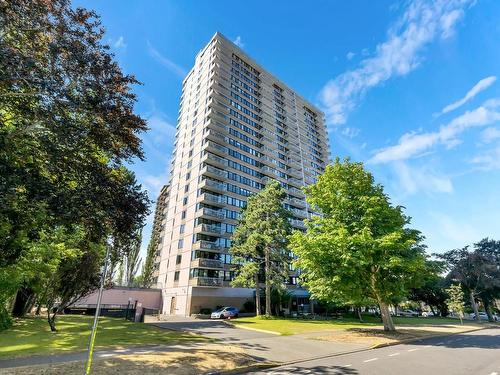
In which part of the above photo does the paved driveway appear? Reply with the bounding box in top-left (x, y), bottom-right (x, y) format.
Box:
top-left (153, 317), bottom-right (370, 363)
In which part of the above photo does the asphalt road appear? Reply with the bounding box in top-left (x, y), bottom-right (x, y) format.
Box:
top-left (250, 328), bottom-right (500, 375)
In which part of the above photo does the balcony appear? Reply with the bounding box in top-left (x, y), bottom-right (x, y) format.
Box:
top-left (192, 240), bottom-right (221, 251)
top-left (290, 219), bottom-right (305, 229)
top-left (195, 223), bottom-right (222, 235)
top-left (205, 129), bottom-right (227, 144)
top-left (200, 179), bottom-right (226, 193)
top-left (189, 277), bottom-right (223, 287)
top-left (288, 197), bottom-right (306, 208)
top-left (288, 169), bottom-right (302, 179)
top-left (191, 258), bottom-right (223, 269)
top-left (288, 186), bottom-right (303, 196)
top-left (198, 193), bottom-right (226, 207)
top-left (204, 152), bottom-right (228, 168)
top-left (290, 208), bottom-right (307, 218)
top-left (198, 207), bottom-right (225, 220)
top-left (204, 140), bottom-right (228, 157)
top-left (202, 165), bottom-right (228, 180)
top-left (288, 177), bottom-right (303, 187)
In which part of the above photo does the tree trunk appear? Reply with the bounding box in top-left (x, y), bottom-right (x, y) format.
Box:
top-left (470, 290), bottom-right (480, 321)
top-left (429, 305), bottom-right (436, 316)
top-left (482, 297), bottom-right (494, 322)
top-left (47, 309), bottom-right (57, 332)
top-left (356, 307), bottom-right (364, 323)
top-left (255, 274), bottom-right (261, 316)
top-left (12, 287), bottom-right (35, 317)
top-left (264, 248), bottom-right (271, 316)
top-left (379, 302), bottom-right (396, 331)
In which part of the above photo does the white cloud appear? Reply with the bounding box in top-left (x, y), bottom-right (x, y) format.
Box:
top-left (346, 51), bottom-right (355, 60)
top-left (439, 76), bottom-right (497, 115)
top-left (480, 127), bottom-right (500, 143)
top-left (392, 161), bottom-right (453, 196)
top-left (340, 127), bottom-right (360, 138)
top-left (471, 146), bottom-right (500, 170)
top-left (320, 0), bottom-right (473, 125)
top-left (147, 41), bottom-right (187, 79)
top-left (233, 36), bottom-right (244, 48)
top-left (370, 98), bottom-right (500, 164)
top-left (113, 36), bottom-right (126, 49)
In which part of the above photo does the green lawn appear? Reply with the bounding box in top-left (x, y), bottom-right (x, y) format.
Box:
top-left (232, 315), bottom-right (466, 335)
top-left (0, 315), bottom-right (204, 359)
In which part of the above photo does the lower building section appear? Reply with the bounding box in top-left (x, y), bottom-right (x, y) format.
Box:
top-left (161, 286), bottom-right (254, 316)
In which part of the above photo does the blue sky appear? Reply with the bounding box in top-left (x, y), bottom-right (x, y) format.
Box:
top-left (76, 0), bottom-right (500, 259)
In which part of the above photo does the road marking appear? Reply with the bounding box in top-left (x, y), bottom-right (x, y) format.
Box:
top-left (364, 358), bottom-right (379, 363)
top-left (488, 372), bottom-right (497, 375)
top-left (408, 348), bottom-right (418, 352)
top-left (388, 352), bottom-right (400, 357)
top-left (343, 364), bottom-right (352, 367)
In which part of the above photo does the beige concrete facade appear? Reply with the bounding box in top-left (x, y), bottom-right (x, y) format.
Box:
top-left (156, 32), bottom-right (329, 316)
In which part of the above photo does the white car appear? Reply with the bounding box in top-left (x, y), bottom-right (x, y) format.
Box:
top-left (210, 306), bottom-right (239, 319)
top-left (422, 311), bottom-right (435, 317)
top-left (470, 312), bottom-right (498, 321)
top-left (399, 309), bottom-right (419, 317)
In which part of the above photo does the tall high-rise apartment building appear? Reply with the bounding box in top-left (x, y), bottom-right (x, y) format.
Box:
top-left (156, 33), bottom-right (329, 316)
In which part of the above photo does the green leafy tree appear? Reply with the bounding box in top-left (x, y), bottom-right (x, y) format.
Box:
top-left (290, 158), bottom-right (427, 331)
top-left (230, 181), bottom-right (292, 316)
top-left (0, 0), bottom-right (150, 327)
top-left (123, 228), bottom-right (142, 287)
top-left (446, 284), bottom-right (465, 324)
top-left (141, 231), bottom-right (160, 288)
top-left (409, 260), bottom-right (449, 316)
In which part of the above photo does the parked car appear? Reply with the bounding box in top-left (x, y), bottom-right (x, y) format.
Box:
top-left (422, 311), bottom-right (435, 317)
top-left (470, 312), bottom-right (498, 321)
top-left (210, 306), bottom-right (239, 319)
top-left (399, 309), bottom-right (419, 317)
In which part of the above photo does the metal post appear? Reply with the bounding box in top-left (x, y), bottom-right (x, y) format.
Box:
top-left (84, 242), bottom-right (111, 375)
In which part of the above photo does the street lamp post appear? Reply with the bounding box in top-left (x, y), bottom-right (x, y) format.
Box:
top-left (84, 242), bottom-right (111, 375)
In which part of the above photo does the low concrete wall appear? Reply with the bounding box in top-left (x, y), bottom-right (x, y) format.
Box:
top-left (72, 286), bottom-right (162, 310)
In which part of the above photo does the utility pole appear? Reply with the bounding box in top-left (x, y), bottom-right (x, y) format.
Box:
top-left (84, 242), bottom-right (111, 374)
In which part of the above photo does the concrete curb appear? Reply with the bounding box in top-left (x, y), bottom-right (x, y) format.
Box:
top-left (224, 321), bottom-right (281, 335)
top-left (204, 362), bottom-right (279, 375)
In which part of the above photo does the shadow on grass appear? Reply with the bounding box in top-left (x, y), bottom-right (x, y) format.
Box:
top-left (1, 349), bottom-right (257, 375)
top-left (0, 315), bottom-right (204, 360)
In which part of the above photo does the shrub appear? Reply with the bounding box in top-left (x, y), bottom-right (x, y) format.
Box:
top-left (0, 305), bottom-right (13, 331)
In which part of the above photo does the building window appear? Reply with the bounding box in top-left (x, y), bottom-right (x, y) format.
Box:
top-left (183, 197), bottom-right (188, 205)
top-left (181, 210), bottom-right (186, 219)
top-left (178, 239), bottom-right (184, 249)
top-left (184, 184), bottom-right (190, 193)
top-left (174, 271), bottom-right (180, 281)
top-left (176, 254), bottom-right (182, 265)
top-left (179, 224), bottom-right (185, 234)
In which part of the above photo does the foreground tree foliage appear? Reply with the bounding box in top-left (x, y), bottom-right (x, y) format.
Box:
top-left (291, 158), bottom-right (427, 331)
top-left (230, 181), bottom-right (292, 316)
top-left (0, 0), bottom-right (149, 329)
